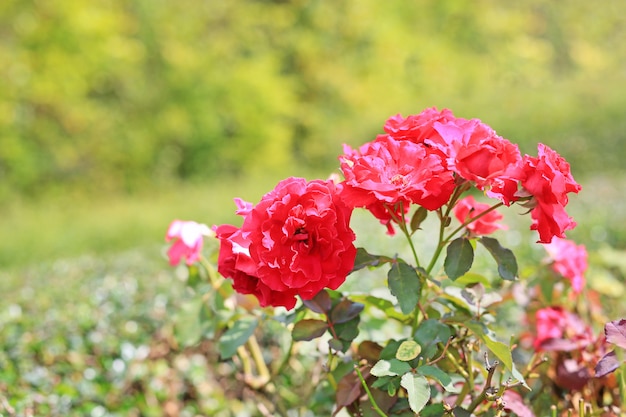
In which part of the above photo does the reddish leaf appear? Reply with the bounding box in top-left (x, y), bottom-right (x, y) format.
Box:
top-left (605, 319), bottom-right (626, 350)
top-left (331, 298), bottom-right (364, 324)
top-left (358, 340), bottom-right (383, 362)
top-left (302, 290), bottom-right (332, 314)
top-left (333, 367), bottom-right (371, 416)
top-left (502, 390), bottom-right (535, 417)
top-left (291, 319), bottom-right (328, 341)
top-left (595, 350), bottom-right (621, 378)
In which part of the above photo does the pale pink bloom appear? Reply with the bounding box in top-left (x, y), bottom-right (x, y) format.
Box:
top-left (453, 195), bottom-right (506, 236)
top-left (165, 220), bottom-right (211, 266)
top-left (544, 238), bottom-right (588, 293)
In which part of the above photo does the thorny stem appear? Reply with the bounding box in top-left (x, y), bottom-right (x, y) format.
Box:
top-left (467, 354), bottom-right (499, 413)
top-left (354, 364), bottom-right (389, 417)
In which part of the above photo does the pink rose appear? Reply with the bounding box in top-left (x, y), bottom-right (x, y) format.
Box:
top-left (533, 307), bottom-right (594, 351)
top-left (520, 144), bottom-right (581, 243)
top-left (433, 118), bottom-right (523, 205)
top-left (214, 224), bottom-right (299, 309)
top-left (165, 220), bottom-right (211, 266)
top-left (339, 135), bottom-right (455, 229)
top-left (218, 177), bottom-right (356, 309)
top-left (453, 195), bottom-right (506, 236)
top-left (534, 307), bottom-right (568, 350)
top-left (544, 238), bottom-right (588, 294)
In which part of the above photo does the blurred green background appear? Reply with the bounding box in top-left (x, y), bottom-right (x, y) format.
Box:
top-left (2, 0), bottom-right (626, 267)
top-left (2, 1), bottom-right (626, 415)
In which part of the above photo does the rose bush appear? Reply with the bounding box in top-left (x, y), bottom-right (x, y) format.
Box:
top-left (165, 108), bottom-right (624, 416)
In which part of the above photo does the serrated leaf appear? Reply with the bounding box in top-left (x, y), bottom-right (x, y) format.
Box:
top-left (388, 260), bottom-right (421, 315)
top-left (352, 248), bottom-right (392, 272)
top-left (331, 298), bottom-right (364, 324)
top-left (417, 365), bottom-right (457, 392)
top-left (401, 373), bottom-right (431, 414)
top-left (479, 236), bottom-right (518, 281)
top-left (291, 319), bottom-right (328, 341)
top-left (302, 290), bottom-right (332, 314)
top-left (218, 317), bottom-right (258, 358)
top-left (396, 340), bottom-right (421, 361)
top-left (605, 319), bottom-right (626, 350)
top-left (370, 359), bottom-right (413, 377)
top-left (410, 206), bottom-right (428, 232)
top-left (444, 238), bottom-right (474, 281)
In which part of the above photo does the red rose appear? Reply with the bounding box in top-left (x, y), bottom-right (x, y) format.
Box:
top-left (214, 224), bottom-right (298, 309)
top-left (520, 144), bottom-right (581, 243)
top-left (433, 118), bottom-right (523, 205)
top-left (544, 238), bottom-right (588, 294)
top-left (240, 177), bottom-right (357, 305)
top-left (384, 107), bottom-right (456, 144)
top-left (453, 195), bottom-right (506, 236)
top-left (339, 135), bottom-right (455, 220)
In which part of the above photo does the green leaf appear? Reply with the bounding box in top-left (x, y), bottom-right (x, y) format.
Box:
top-left (410, 206), bottom-right (428, 232)
top-left (330, 298), bottom-right (364, 324)
top-left (444, 237), bottom-right (474, 280)
top-left (371, 358), bottom-right (413, 377)
top-left (218, 317), bottom-right (258, 358)
top-left (387, 260), bottom-right (421, 315)
top-left (414, 319), bottom-right (452, 360)
top-left (174, 297), bottom-right (209, 347)
top-left (417, 365), bottom-right (457, 392)
top-left (291, 319), bottom-right (329, 341)
top-left (396, 340), bottom-right (421, 361)
top-left (334, 315), bottom-right (360, 343)
top-left (400, 373), bottom-right (431, 414)
top-left (478, 237), bottom-right (518, 281)
top-left (351, 295), bottom-right (409, 322)
top-left (352, 248), bottom-right (392, 272)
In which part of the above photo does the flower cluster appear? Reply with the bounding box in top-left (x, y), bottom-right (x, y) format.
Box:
top-left (162, 107), bottom-right (615, 416)
top-left (340, 107), bottom-right (580, 242)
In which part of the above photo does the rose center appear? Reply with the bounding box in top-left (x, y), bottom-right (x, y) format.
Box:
top-left (293, 227), bottom-right (309, 242)
top-left (390, 174), bottom-right (407, 187)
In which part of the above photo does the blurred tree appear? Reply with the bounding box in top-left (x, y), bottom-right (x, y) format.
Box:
top-left (0, 0), bottom-right (625, 201)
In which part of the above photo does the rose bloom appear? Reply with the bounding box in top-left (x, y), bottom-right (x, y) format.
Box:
top-left (383, 107), bottom-right (456, 144)
top-left (214, 223), bottom-right (298, 309)
top-left (534, 307), bottom-right (568, 350)
top-left (520, 144), bottom-right (581, 243)
top-left (340, 135), bottom-right (456, 219)
top-left (544, 238), bottom-right (588, 294)
top-left (453, 195), bottom-right (506, 236)
top-left (433, 118), bottom-right (523, 205)
top-left (217, 177), bottom-right (356, 310)
top-left (533, 307), bottom-right (594, 351)
top-left (165, 220), bottom-right (211, 266)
